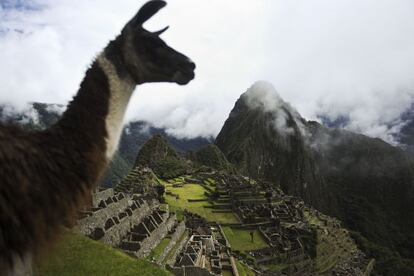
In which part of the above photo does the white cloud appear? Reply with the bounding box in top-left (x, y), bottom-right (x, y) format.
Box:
top-left (1, 0), bottom-right (414, 143)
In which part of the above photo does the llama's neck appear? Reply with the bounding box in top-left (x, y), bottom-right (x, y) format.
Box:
top-left (97, 54), bottom-right (135, 159)
top-left (55, 53), bottom-right (135, 163)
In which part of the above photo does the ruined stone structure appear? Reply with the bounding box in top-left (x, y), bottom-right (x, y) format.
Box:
top-left (157, 220), bottom-right (186, 264)
top-left (76, 164), bottom-right (373, 275)
top-left (168, 212), bottom-right (238, 276)
top-left (115, 166), bottom-right (160, 197)
top-left (77, 187), bottom-right (181, 260)
top-left (121, 208), bottom-right (177, 258)
top-left (203, 170), bottom-right (373, 275)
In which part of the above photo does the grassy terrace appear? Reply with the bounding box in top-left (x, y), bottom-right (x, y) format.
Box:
top-left (164, 182), bottom-right (239, 224)
top-left (222, 227), bottom-right (268, 252)
top-left (147, 237), bottom-right (171, 261)
top-left (35, 231), bottom-right (170, 276)
top-left (266, 263), bottom-right (289, 273)
top-left (236, 260), bottom-right (255, 276)
top-left (163, 230), bottom-right (189, 265)
top-left (303, 209), bottom-right (358, 274)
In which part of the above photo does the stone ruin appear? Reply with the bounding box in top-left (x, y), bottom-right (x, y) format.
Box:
top-left (76, 187), bottom-right (182, 259)
top-left (76, 167), bottom-right (375, 276)
top-left (167, 212), bottom-right (238, 276)
top-left (204, 171), bottom-right (374, 276)
top-left (114, 166), bottom-right (161, 199)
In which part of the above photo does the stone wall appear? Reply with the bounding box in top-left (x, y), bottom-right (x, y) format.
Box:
top-left (166, 229), bottom-right (189, 266)
top-left (77, 194), bottom-right (129, 236)
top-left (77, 190), bottom-right (157, 247)
top-left (167, 266), bottom-right (215, 276)
top-left (102, 199), bottom-right (153, 246)
top-left (157, 220), bottom-right (186, 264)
top-left (92, 188), bottom-right (115, 207)
top-left (135, 212), bottom-right (177, 258)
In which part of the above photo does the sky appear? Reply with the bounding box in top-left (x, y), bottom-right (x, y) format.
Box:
top-left (1, 0), bottom-right (414, 143)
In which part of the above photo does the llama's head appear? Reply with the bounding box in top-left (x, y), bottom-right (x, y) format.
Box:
top-left (105, 0), bottom-right (195, 85)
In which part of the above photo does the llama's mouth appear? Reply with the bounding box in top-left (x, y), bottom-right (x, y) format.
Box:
top-left (173, 63), bottom-right (195, 85)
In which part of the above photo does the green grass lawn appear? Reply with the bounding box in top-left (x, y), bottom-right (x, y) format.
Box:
top-left (147, 237), bottom-right (171, 261)
top-left (222, 227), bottom-right (268, 252)
top-left (236, 260), bottom-right (255, 276)
top-left (266, 263), bottom-right (289, 272)
top-left (35, 231), bottom-right (171, 276)
top-left (164, 183), bottom-right (239, 224)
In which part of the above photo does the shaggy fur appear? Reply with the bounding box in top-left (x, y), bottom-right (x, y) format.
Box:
top-left (0, 0), bottom-right (195, 274)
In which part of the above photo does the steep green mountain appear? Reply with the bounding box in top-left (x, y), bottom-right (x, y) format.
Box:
top-left (118, 121), bottom-right (211, 166)
top-left (215, 82), bottom-right (414, 274)
top-left (187, 144), bottom-right (235, 172)
top-left (134, 134), bottom-right (189, 179)
top-left (215, 83), bottom-right (329, 211)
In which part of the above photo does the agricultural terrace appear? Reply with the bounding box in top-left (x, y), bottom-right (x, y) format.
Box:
top-left (163, 177), bottom-right (239, 224)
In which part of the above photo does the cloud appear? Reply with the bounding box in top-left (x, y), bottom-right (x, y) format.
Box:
top-left (243, 81), bottom-right (304, 138)
top-left (0, 102), bottom-right (39, 125)
top-left (1, 0), bottom-right (414, 144)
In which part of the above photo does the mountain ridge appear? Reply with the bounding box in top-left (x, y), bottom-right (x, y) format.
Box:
top-left (215, 82), bottom-right (414, 274)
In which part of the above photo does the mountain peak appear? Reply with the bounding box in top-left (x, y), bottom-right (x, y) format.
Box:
top-left (134, 134), bottom-right (188, 179)
top-left (241, 81), bottom-right (284, 112)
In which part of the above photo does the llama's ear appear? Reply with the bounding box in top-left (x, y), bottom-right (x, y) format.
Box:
top-left (153, 26), bottom-right (169, 36)
top-left (130, 0), bottom-right (167, 27)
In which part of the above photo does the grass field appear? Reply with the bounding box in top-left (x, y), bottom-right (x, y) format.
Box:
top-left (147, 237), bottom-right (171, 261)
top-left (164, 183), bottom-right (239, 224)
top-left (235, 260), bottom-right (255, 276)
top-left (222, 227), bottom-right (268, 252)
top-left (35, 231), bottom-right (171, 276)
top-left (266, 263), bottom-right (289, 272)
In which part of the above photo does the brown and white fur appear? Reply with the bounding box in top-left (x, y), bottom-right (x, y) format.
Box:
top-left (0, 1), bottom-right (195, 275)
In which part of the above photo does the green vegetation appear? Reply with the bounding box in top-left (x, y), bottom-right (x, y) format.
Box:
top-left (215, 87), bottom-right (414, 270)
top-left (266, 263), bottom-right (289, 272)
top-left (235, 260), bottom-right (255, 276)
top-left (303, 210), bottom-right (322, 226)
top-left (164, 183), bottom-right (239, 224)
top-left (115, 166), bottom-right (160, 195)
top-left (35, 231), bottom-right (171, 276)
top-left (147, 237), bottom-right (171, 261)
top-left (303, 209), bottom-right (358, 273)
top-left (222, 227), bottom-right (268, 252)
top-left (102, 151), bottom-right (132, 187)
top-left (188, 144), bottom-right (235, 172)
top-left (135, 134), bottom-right (188, 179)
top-left (222, 270), bottom-right (234, 276)
top-left (164, 230), bottom-right (189, 265)
top-left (350, 231), bottom-right (414, 276)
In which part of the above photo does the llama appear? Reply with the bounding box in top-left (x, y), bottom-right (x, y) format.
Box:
top-left (0, 1), bottom-right (195, 274)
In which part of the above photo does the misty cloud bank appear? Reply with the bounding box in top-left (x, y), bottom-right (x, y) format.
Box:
top-left (1, 1), bottom-right (414, 144)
